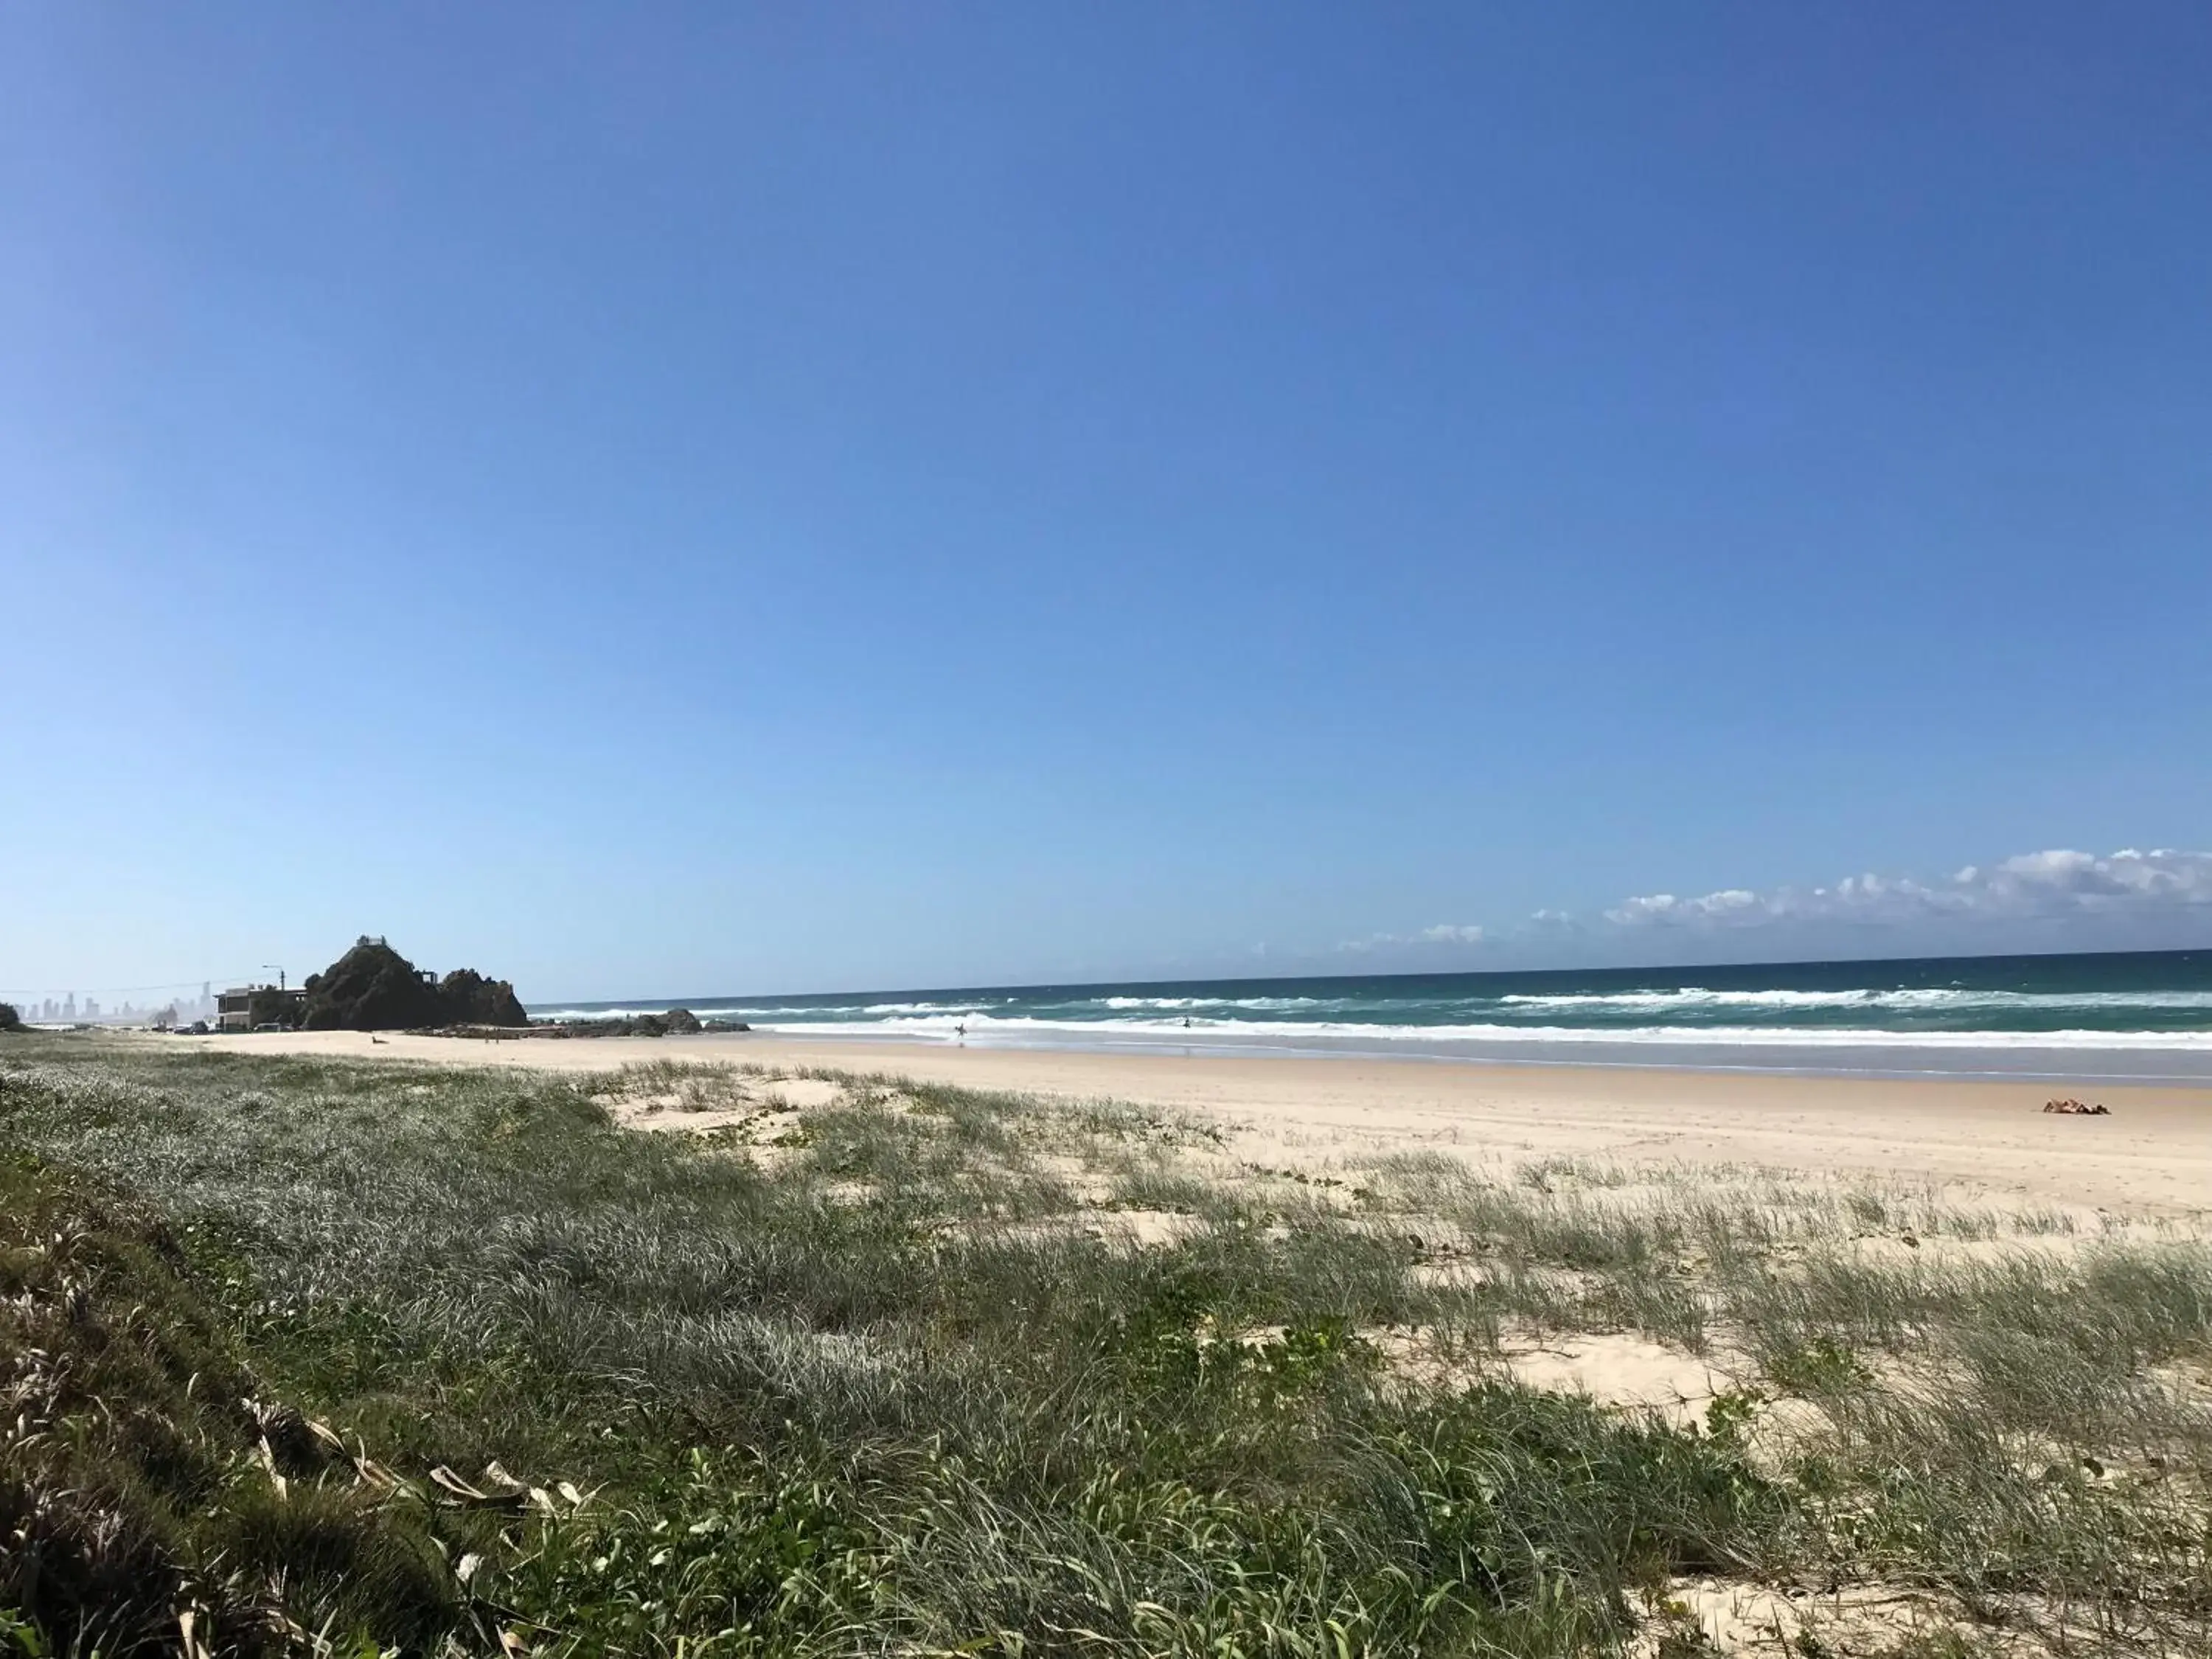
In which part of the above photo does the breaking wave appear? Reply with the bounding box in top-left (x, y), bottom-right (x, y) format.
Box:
top-left (532, 951), bottom-right (2212, 1057)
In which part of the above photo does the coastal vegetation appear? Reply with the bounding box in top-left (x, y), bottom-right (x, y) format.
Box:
top-left (4, 1035), bottom-right (2209, 1656)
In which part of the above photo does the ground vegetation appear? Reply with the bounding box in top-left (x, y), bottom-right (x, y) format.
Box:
top-left (2, 1035), bottom-right (2208, 1655)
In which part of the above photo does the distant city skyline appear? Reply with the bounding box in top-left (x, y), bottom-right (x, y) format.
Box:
top-left (1, 982), bottom-right (220, 1026)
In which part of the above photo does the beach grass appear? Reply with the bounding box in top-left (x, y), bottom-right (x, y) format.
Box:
top-left (3, 1035), bottom-right (2209, 1655)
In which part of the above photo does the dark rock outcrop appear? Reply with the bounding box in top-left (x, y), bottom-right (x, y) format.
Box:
top-left (437, 970), bottom-right (529, 1028)
top-left (302, 938), bottom-right (527, 1032)
top-left (530, 1008), bottom-right (733, 1038)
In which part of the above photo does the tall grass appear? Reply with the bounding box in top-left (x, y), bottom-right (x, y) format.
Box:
top-left (3, 1035), bottom-right (2210, 1655)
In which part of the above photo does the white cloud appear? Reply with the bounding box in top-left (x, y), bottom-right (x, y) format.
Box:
top-left (1332, 848), bottom-right (2208, 962)
top-left (1603, 849), bottom-right (2212, 930)
top-left (1340, 922), bottom-right (1485, 953)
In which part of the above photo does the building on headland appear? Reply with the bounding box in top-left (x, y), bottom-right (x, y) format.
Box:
top-left (216, 983), bottom-right (306, 1032)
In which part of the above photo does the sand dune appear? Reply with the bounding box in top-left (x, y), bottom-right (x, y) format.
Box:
top-left (187, 1029), bottom-right (2212, 1215)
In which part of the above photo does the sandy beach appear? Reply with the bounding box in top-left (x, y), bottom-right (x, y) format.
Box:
top-left (195, 1029), bottom-right (2212, 1216)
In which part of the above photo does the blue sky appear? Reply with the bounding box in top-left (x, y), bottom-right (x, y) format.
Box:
top-left (6, 3), bottom-right (2211, 1003)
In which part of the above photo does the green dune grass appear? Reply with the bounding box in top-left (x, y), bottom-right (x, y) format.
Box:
top-left (3, 1034), bottom-right (2208, 1656)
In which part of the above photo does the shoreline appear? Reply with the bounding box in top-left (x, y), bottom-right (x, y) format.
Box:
top-left (184, 1028), bottom-right (2212, 1215)
top-left (703, 1024), bottom-right (2212, 1084)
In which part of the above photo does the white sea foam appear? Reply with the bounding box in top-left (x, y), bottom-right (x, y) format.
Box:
top-left (529, 978), bottom-right (2212, 1052)
top-left (1500, 988), bottom-right (1935, 1009)
top-left (1496, 987), bottom-right (2212, 1012)
top-left (739, 1011), bottom-right (2212, 1051)
top-left (1098, 995), bottom-right (1328, 1011)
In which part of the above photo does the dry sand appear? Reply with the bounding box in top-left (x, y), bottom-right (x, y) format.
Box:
top-left (192, 1029), bottom-right (2212, 1216)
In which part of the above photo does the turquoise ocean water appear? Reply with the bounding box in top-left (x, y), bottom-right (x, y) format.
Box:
top-left (535, 948), bottom-right (2212, 1082)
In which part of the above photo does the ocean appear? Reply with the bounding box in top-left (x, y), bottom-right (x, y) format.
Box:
top-left (532, 947), bottom-right (2212, 1082)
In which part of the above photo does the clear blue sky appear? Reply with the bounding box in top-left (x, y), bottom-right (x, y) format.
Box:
top-left (7, 3), bottom-right (2211, 1002)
